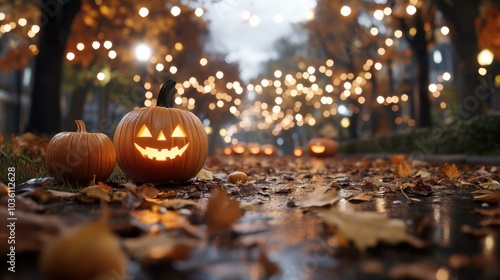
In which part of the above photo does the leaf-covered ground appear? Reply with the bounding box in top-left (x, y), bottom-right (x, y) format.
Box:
top-left (1, 144), bottom-right (500, 279)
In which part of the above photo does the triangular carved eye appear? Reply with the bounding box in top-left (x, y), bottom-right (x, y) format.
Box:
top-left (137, 124), bottom-right (152, 137)
top-left (171, 125), bottom-right (187, 138)
top-left (157, 130), bottom-right (167, 141)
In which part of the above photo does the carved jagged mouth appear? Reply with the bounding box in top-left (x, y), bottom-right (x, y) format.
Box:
top-left (134, 143), bottom-right (189, 161)
top-left (310, 145), bottom-right (326, 153)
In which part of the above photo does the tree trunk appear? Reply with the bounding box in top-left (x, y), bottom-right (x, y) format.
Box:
top-left (26, 0), bottom-right (81, 134)
top-left (434, 0), bottom-right (483, 119)
top-left (63, 83), bottom-right (89, 131)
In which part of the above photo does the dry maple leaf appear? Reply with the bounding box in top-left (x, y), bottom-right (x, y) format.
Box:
top-left (396, 163), bottom-right (413, 177)
top-left (318, 209), bottom-right (407, 251)
top-left (442, 163), bottom-right (461, 179)
top-left (299, 186), bottom-right (343, 208)
top-left (205, 190), bottom-right (243, 235)
top-left (81, 182), bottom-right (113, 202)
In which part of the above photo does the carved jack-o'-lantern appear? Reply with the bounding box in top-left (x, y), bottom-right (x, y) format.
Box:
top-left (293, 147), bottom-right (304, 157)
top-left (247, 143), bottom-right (261, 155)
top-left (307, 138), bottom-right (339, 157)
top-left (113, 80), bottom-right (208, 183)
top-left (262, 144), bottom-right (276, 156)
top-left (232, 143), bottom-right (246, 155)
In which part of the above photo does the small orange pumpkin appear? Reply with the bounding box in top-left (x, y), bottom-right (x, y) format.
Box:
top-left (113, 80), bottom-right (208, 183)
top-left (232, 143), bottom-right (246, 155)
top-left (262, 144), bottom-right (276, 156)
top-left (247, 143), bottom-right (261, 155)
top-left (45, 120), bottom-right (116, 183)
top-left (308, 138), bottom-right (339, 157)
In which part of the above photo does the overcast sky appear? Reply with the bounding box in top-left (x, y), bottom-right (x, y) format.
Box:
top-left (205, 0), bottom-right (317, 81)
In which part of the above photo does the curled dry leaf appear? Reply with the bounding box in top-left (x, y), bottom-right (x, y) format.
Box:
top-left (205, 190), bottom-right (243, 235)
top-left (348, 192), bottom-right (373, 203)
top-left (227, 171), bottom-right (249, 184)
top-left (299, 186), bottom-right (343, 208)
top-left (145, 198), bottom-right (198, 210)
top-left (390, 154), bottom-right (407, 165)
top-left (136, 184), bottom-right (159, 199)
top-left (81, 182), bottom-right (113, 202)
top-left (318, 208), bottom-right (408, 251)
top-left (473, 193), bottom-right (500, 203)
top-left (480, 179), bottom-right (500, 190)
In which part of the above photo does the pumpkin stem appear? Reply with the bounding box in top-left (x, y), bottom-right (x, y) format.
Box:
top-left (157, 79), bottom-right (177, 108)
top-left (75, 120), bottom-right (87, 133)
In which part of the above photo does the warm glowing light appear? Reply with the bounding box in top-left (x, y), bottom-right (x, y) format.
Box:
top-left (200, 58), bottom-right (208, 66)
top-left (440, 26), bottom-right (449, 36)
top-left (479, 67), bottom-right (487, 76)
top-left (135, 43), bottom-right (151, 61)
top-left (92, 41), bottom-right (100, 49)
top-left (442, 72), bottom-right (451, 81)
top-left (340, 117), bottom-right (350, 128)
top-left (394, 30), bottom-right (403, 38)
top-left (293, 147), bottom-right (303, 157)
top-left (18, 18), bottom-right (27, 26)
top-left (103, 40), bottom-right (112, 49)
top-left (377, 96), bottom-right (385, 104)
top-left (97, 72), bottom-right (106, 81)
top-left (171, 6), bottom-right (181, 17)
top-left (195, 8), bottom-right (204, 17)
top-left (478, 49), bottom-right (494, 66)
top-left (156, 63), bottom-right (164, 71)
top-left (406, 5), bottom-right (417, 15)
top-left (370, 27), bottom-right (379, 36)
top-left (139, 7), bottom-right (149, 17)
top-left (76, 43), bottom-right (84, 51)
top-left (373, 10), bottom-right (384, 20)
top-left (340, 6), bottom-right (352, 17)
top-left (106, 50), bottom-right (116, 59)
top-left (66, 52), bottom-right (75, 61)
top-left (169, 66), bottom-right (178, 74)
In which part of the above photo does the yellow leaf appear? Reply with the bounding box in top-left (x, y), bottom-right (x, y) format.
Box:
top-left (396, 163), bottom-right (413, 177)
top-left (205, 190), bottom-right (243, 235)
top-left (299, 186), bottom-right (343, 208)
top-left (442, 163), bottom-right (461, 179)
top-left (318, 209), bottom-right (407, 251)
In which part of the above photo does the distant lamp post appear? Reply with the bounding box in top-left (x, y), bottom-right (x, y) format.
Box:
top-left (478, 49), bottom-right (494, 66)
top-left (135, 43), bottom-right (152, 62)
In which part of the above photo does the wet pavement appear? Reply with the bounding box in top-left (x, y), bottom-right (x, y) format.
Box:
top-left (3, 155), bottom-right (500, 280)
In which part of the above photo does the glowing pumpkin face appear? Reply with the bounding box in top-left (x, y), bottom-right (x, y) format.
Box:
top-left (134, 124), bottom-right (189, 161)
top-left (114, 80), bottom-right (208, 183)
top-left (307, 138), bottom-right (339, 157)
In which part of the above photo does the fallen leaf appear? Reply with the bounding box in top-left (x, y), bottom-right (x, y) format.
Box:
top-left (196, 168), bottom-right (214, 180)
top-left (136, 184), bottom-right (159, 199)
top-left (318, 208), bottom-right (408, 251)
top-left (123, 233), bottom-right (198, 264)
top-left (414, 170), bottom-right (432, 178)
top-left (480, 179), bottom-right (500, 190)
top-left (396, 163), bottom-right (413, 177)
top-left (46, 190), bottom-right (79, 198)
top-left (145, 198), bottom-right (198, 209)
top-left (474, 193), bottom-right (500, 203)
top-left (39, 205), bottom-right (126, 280)
top-left (81, 182), bottom-right (112, 202)
top-left (299, 186), bottom-right (343, 208)
top-left (205, 190), bottom-right (243, 235)
top-left (348, 192), bottom-right (373, 203)
top-left (442, 163), bottom-right (461, 179)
